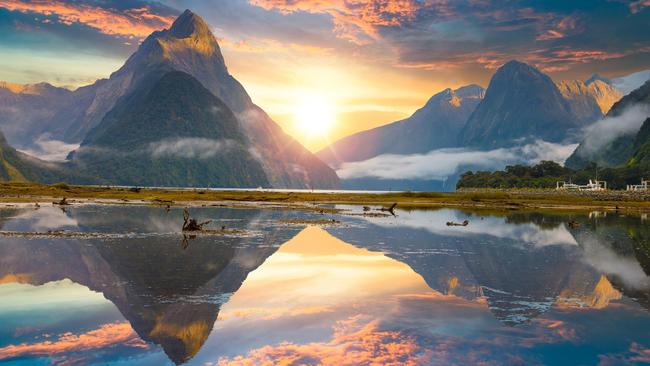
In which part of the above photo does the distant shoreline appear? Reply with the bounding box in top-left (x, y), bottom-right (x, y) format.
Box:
top-left (0, 183), bottom-right (649, 213)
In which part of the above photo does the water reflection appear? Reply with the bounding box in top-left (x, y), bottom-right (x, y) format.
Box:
top-left (0, 206), bottom-right (648, 365)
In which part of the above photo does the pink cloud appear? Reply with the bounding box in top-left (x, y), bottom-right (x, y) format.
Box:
top-left (0, 0), bottom-right (174, 38)
top-left (216, 315), bottom-right (428, 365)
top-left (248, 0), bottom-right (427, 43)
top-left (0, 322), bottom-right (148, 361)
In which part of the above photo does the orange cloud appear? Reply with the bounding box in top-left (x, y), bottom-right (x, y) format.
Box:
top-left (536, 29), bottom-right (564, 41)
top-left (0, 322), bottom-right (147, 361)
top-left (216, 316), bottom-right (427, 366)
top-left (598, 342), bottom-right (650, 365)
top-left (0, 0), bottom-right (174, 38)
top-left (248, 0), bottom-right (426, 43)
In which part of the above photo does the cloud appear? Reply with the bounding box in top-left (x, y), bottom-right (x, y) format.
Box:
top-left (358, 208), bottom-right (578, 247)
top-left (0, 0), bottom-right (175, 38)
top-left (149, 138), bottom-right (238, 159)
top-left (0, 322), bottom-right (147, 361)
top-left (612, 70), bottom-right (650, 94)
top-left (598, 342), bottom-right (650, 365)
top-left (248, 0), bottom-right (426, 43)
top-left (336, 140), bottom-right (577, 181)
top-left (575, 104), bottom-right (650, 156)
top-left (576, 233), bottom-right (650, 290)
top-left (16, 135), bottom-right (79, 161)
top-left (9, 207), bottom-right (78, 231)
top-left (215, 316), bottom-right (426, 365)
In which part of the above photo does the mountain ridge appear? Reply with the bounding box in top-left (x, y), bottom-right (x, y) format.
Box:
top-left (317, 84), bottom-right (485, 166)
top-left (0, 9), bottom-right (339, 189)
top-left (67, 70), bottom-right (270, 188)
top-left (566, 80), bottom-right (650, 169)
top-left (459, 60), bottom-right (582, 148)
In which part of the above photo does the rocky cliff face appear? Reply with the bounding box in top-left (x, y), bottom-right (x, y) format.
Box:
top-left (556, 79), bottom-right (622, 119)
top-left (459, 60), bottom-right (580, 148)
top-left (68, 71), bottom-right (270, 187)
top-left (317, 84), bottom-right (485, 166)
top-left (566, 80), bottom-right (650, 169)
top-left (0, 82), bottom-right (73, 147)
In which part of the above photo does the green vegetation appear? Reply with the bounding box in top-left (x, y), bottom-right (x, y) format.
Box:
top-left (566, 80), bottom-right (650, 169)
top-left (628, 118), bottom-right (650, 170)
top-left (68, 71), bottom-right (269, 188)
top-left (457, 160), bottom-right (649, 190)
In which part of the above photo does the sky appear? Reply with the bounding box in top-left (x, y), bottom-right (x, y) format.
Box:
top-left (1, 0), bottom-right (649, 151)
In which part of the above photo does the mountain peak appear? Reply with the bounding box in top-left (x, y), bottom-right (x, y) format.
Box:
top-left (501, 59), bottom-right (532, 70)
top-left (455, 84), bottom-right (485, 99)
top-left (169, 9), bottom-right (212, 39)
top-left (586, 73), bottom-right (612, 86)
top-left (497, 60), bottom-right (541, 76)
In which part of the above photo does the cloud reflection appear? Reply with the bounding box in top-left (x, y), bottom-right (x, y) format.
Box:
top-left (0, 322), bottom-right (147, 361)
top-left (359, 209), bottom-right (578, 247)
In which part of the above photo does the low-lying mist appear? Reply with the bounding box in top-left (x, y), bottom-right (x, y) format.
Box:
top-left (336, 140), bottom-right (577, 181)
top-left (576, 104), bottom-right (650, 156)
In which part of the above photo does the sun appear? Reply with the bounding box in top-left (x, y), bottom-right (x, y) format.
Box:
top-left (294, 95), bottom-right (335, 137)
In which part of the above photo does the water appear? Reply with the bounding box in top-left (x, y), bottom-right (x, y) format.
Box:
top-left (0, 205), bottom-right (648, 365)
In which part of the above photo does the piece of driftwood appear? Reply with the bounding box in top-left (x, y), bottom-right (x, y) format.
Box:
top-left (446, 220), bottom-right (469, 227)
top-left (379, 203), bottom-right (397, 216)
top-left (54, 197), bottom-right (70, 205)
top-left (182, 208), bottom-right (212, 232)
top-left (567, 220), bottom-right (580, 229)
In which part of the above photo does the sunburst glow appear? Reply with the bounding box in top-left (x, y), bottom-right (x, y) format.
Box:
top-left (294, 95), bottom-right (335, 137)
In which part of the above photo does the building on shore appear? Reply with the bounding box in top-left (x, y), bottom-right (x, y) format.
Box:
top-left (627, 179), bottom-right (649, 191)
top-left (556, 180), bottom-right (607, 191)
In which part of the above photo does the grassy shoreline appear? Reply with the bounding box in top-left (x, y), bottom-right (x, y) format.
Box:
top-left (1, 182), bottom-right (649, 213)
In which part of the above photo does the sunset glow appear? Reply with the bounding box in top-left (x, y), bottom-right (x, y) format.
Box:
top-left (294, 94), bottom-right (335, 137)
top-left (2, 1), bottom-right (648, 153)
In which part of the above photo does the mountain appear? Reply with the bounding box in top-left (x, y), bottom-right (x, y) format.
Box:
top-left (67, 71), bottom-right (269, 187)
top-left (627, 117), bottom-right (650, 169)
top-left (72, 9), bottom-right (338, 188)
top-left (68, 9), bottom-right (338, 188)
top-left (585, 73), bottom-right (612, 86)
top-left (0, 10), bottom-right (339, 189)
top-left (556, 79), bottom-right (622, 118)
top-left (0, 81), bottom-right (73, 147)
top-left (459, 61), bottom-right (584, 148)
top-left (0, 131), bottom-right (81, 183)
top-left (565, 80), bottom-right (650, 169)
top-left (317, 85), bottom-right (484, 166)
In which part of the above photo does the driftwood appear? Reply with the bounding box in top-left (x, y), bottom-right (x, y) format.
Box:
top-left (54, 197), bottom-right (70, 206)
top-left (379, 203), bottom-right (397, 216)
top-left (446, 220), bottom-right (469, 227)
top-left (182, 208), bottom-right (212, 232)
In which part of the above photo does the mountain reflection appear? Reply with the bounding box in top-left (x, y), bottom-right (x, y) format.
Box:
top-left (0, 206), bottom-right (649, 365)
